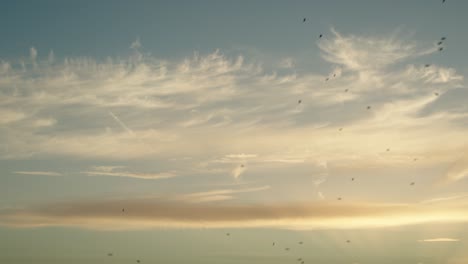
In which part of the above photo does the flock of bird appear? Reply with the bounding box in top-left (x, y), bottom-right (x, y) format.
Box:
top-left (105, 1), bottom-right (449, 263)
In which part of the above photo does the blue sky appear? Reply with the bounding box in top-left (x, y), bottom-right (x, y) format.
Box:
top-left (1, 1), bottom-right (468, 263)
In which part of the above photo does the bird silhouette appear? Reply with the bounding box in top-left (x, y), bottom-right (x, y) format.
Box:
top-left (351, 178), bottom-right (354, 181)
top-left (136, 260), bottom-right (141, 263)
top-left (425, 64), bottom-right (431, 67)
top-left (319, 34), bottom-right (323, 38)
top-left (107, 253), bottom-right (113, 257)
top-left (387, 148), bottom-right (390, 152)
top-left (410, 182), bottom-right (415, 186)
top-left (441, 37), bottom-right (446, 40)
top-left (298, 100), bottom-right (302, 104)
top-left (435, 92), bottom-right (439, 96)
top-left (338, 197), bottom-right (342, 200)
top-left (439, 47), bottom-right (444, 51)
top-left (437, 41), bottom-right (443, 45)
top-left (345, 89), bottom-right (348, 92)
top-left (303, 18), bottom-right (306, 22)
top-left (367, 106), bottom-right (371, 110)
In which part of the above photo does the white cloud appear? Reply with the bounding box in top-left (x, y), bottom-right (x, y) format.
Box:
top-left (421, 194), bottom-right (468, 204)
top-left (130, 37), bottom-right (141, 49)
top-left (176, 185), bottom-right (270, 203)
top-left (0, 109), bottom-right (25, 124)
top-left (83, 166), bottom-right (175, 180)
top-left (232, 164), bottom-right (247, 179)
top-left (439, 154), bottom-right (468, 184)
top-left (48, 50), bottom-right (55, 63)
top-left (33, 118), bottom-right (56, 127)
top-left (418, 238), bottom-right (459, 242)
top-left (225, 153), bottom-right (258, 159)
top-left (13, 171), bottom-right (62, 176)
top-left (109, 111), bottom-right (134, 135)
top-left (30, 46), bottom-right (37, 61)
top-left (319, 28), bottom-right (421, 71)
top-left (279, 57), bottom-right (294, 69)
top-left (0, 29), bottom-right (465, 189)
top-left (317, 191), bottom-right (325, 200)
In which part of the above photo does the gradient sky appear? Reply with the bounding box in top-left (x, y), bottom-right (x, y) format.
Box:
top-left (1, 1), bottom-right (468, 263)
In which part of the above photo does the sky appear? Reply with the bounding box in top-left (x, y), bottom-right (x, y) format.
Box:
top-left (1, 0), bottom-right (468, 263)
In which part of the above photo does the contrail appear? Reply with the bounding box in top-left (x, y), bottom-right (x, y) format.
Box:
top-left (109, 111), bottom-right (134, 135)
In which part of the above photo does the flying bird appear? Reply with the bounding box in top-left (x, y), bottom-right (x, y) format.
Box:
top-left (346, 240), bottom-right (351, 243)
top-left (299, 241), bottom-right (303, 244)
top-left (285, 247), bottom-right (290, 251)
top-left (325, 77), bottom-right (329, 81)
top-left (107, 253), bottom-right (113, 257)
top-left (298, 100), bottom-right (302, 104)
top-left (425, 64), bottom-right (431, 67)
top-left (442, 0), bottom-right (446, 3)
top-left (319, 34), bottom-right (323, 38)
top-left (345, 89), bottom-right (348, 92)
top-left (333, 73), bottom-right (336, 77)
top-left (122, 208), bottom-right (125, 212)
top-left (240, 164), bottom-right (244, 168)
top-left (434, 92), bottom-right (439, 96)
top-left (272, 242), bottom-right (275, 246)
top-left (337, 197), bottom-right (342, 200)
top-left (437, 41), bottom-right (443, 45)
top-left (441, 37), bottom-right (446, 40)
top-left (136, 260), bottom-right (140, 263)
top-left (351, 178), bottom-right (354, 181)
top-left (439, 47), bottom-right (444, 51)
top-left (410, 182), bottom-right (415, 186)
top-left (303, 18), bottom-right (306, 22)
top-left (226, 233), bottom-right (230, 236)
top-left (339, 128), bottom-right (343, 131)
top-left (367, 106), bottom-right (371, 110)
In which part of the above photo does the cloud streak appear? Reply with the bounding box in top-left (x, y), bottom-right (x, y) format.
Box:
top-left (83, 166), bottom-right (175, 180)
top-left (418, 238), bottom-right (460, 242)
top-left (1, 199), bottom-right (468, 230)
top-left (13, 171), bottom-right (62, 176)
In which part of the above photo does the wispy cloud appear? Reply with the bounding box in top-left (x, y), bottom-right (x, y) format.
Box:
top-left (438, 154), bottom-right (468, 185)
top-left (83, 166), bottom-right (175, 180)
top-left (421, 194), bottom-right (468, 204)
top-left (418, 238), bottom-right (460, 242)
top-left (0, 29), bottom-right (465, 189)
top-left (176, 185), bottom-right (271, 203)
top-left (30, 46), bottom-right (37, 61)
top-left (13, 171), bottom-right (62, 176)
top-left (109, 111), bottom-right (134, 135)
top-left (231, 164), bottom-right (247, 179)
